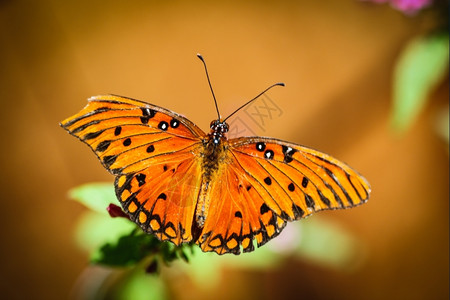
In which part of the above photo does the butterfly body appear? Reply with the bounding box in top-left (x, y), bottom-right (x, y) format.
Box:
top-left (187, 120), bottom-right (228, 227)
top-left (61, 94), bottom-right (370, 255)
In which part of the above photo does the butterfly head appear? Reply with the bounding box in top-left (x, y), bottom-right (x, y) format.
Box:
top-left (209, 119), bottom-right (229, 145)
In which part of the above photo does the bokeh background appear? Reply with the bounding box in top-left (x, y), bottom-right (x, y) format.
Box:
top-left (1, 0), bottom-right (448, 299)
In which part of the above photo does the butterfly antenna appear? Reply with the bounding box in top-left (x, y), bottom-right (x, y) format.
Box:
top-left (197, 54), bottom-right (221, 120)
top-left (223, 82), bottom-right (285, 122)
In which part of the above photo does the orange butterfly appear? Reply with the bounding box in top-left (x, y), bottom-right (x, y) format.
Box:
top-left (61, 55), bottom-right (370, 255)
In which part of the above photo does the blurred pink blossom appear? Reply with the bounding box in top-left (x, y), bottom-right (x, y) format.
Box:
top-left (363, 0), bottom-right (433, 15)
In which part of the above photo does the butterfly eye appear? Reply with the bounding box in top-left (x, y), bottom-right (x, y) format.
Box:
top-left (210, 120), bottom-right (218, 129)
top-left (222, 123), bottom-right (229, 133)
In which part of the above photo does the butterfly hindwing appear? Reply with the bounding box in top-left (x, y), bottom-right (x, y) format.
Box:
top-left (115, 148), bottom-right (202, 245)
top-left (197, 156), bottom-right (288, 254)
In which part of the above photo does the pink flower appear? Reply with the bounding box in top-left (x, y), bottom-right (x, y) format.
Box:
top-left (391, 0), bottom-right (432, 14)
top-left (363, 0), bottom-right (433, 15)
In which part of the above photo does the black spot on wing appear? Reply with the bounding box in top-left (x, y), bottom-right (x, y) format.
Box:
top-left (140, 107), bottom-right (156, 124)
top-left (110, 168), bottom-right (122, 175)
top-left (256, 142), bottom-right (266, 152)
top-left (72, 120), bottom-right (101, 134)
top-left (279, 210), bottom-right (290, 220)
top-left (292, 203), bottom-right (305, 219)
top-left (317, 189), bottom-right (332, 208)
top-left (123, 138), bottom-right (131, 146)
top-left (158, 121), bottom-right (168, 131)
top-left (103, 155), bottom-right (117, 169)
top-left (302, 177), bottom-right (309, 188)
top-left (264, 150), bottom-right (274, 159)
top-left (305, 194), bottom-right (315, 209)
top-left (96, 140), bottom-right (111, 152)
top-left (288, 182), bottom-right (295, 192)
top-left (136, 173), bottom-right (146, 187)
top-left (83, 129), bottom-right (105, 140)
top-left (114, 126), bottom-right (122, 136)
top-left (170, 118), bottom-right (180, 128)
top-left (260, 203), bottom-right (270, 215)
top-left (282, 145), bottom-right (297, 163)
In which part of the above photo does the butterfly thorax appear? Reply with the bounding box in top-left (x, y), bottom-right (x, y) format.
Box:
top-left (202, 120), bottom-right (230, 176)
top-left (195, 120), bottom-right (230, 228)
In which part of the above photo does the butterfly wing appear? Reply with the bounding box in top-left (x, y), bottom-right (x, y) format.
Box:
top-left (196, 157), bottom-right (289, 254)
top-left (61, 95), bottom-right (206, 244)
top-left (61, 95), bottom-right (370, 253)
top-left (197, 136), bottom-right (370, 254)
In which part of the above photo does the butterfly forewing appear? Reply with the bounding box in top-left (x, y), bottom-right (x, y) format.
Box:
top-left (60, 95), bottom-right (205, 175)
top-left (229, 137), bottom-right (371, 219)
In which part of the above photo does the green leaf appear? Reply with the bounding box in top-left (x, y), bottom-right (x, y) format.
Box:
top-left (69, 182), bottom-right (116, 214)
top-left (93, 229), bottom-right (160, 266)
top-left (91, 227), bottom-right (194, 267)
top-left (391, 33), bottom-right (449, 133)
top-left (75, 211), bottom-right (137, 253)
top-left (294, 218), bottom-right (365, 271)
top-left (117, 269), bottom-right (167, 300)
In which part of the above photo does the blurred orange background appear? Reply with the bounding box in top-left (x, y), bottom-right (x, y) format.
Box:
top-left (0, 0), bottom-right (448, 299)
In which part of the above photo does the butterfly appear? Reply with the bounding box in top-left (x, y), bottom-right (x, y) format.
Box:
top-left (61, 55), bottom-right (370, 255)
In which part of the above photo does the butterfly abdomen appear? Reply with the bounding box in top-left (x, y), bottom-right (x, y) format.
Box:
top-left (195, 137), bottom-right (231, 228)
